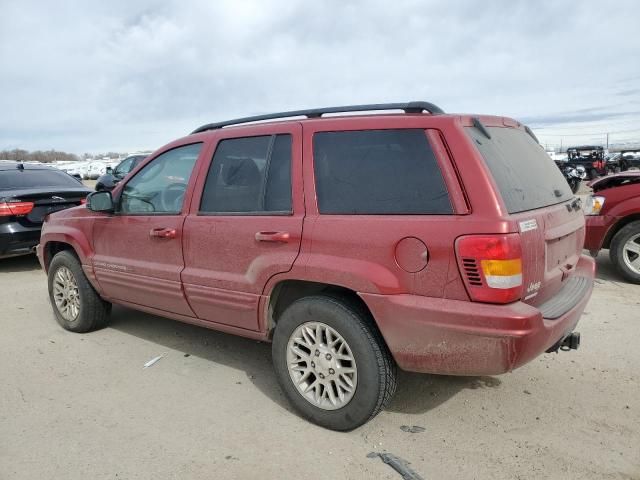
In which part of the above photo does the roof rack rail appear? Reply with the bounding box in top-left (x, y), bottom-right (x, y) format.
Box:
top-left (191, 101), bottom-right (444, 134)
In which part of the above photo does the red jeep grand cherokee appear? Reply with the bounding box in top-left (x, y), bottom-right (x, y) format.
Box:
top-left (37, 102), bottom-right (594, 430)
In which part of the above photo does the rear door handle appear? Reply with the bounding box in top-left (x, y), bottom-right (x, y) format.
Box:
top-left (149, 227), bottom-right (177, 239)
top-left (255, 231), bottom-right (290, 243)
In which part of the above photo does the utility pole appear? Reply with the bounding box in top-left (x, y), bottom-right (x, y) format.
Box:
top-left (606, 133), bottom-right (609, 150)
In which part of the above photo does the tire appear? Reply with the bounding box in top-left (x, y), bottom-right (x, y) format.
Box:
top-left (48, 250), bottom-right (111, 332)
top-left (570, 180), bottom-right (580, 194)
top-left (272, 295), bottom-right (397, 431)
top-left (609, 220), bottom-right (640, 284)
top-left (589, 168), bottom-right (598, 180)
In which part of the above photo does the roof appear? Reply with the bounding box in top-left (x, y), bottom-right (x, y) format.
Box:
top-left (0, 160), bottom-right (57, 171)
top-left (567, 145), bottom-right (604, 151)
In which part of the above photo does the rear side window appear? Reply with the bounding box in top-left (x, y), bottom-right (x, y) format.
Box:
top-left (0, 168), bottom-right (81, 190)
top-left (467, 127), bottom-right (573, 214)
top-left (313, 129), bottom-right (452, 214)
top-left (200, 134), bottom-right (292, 214)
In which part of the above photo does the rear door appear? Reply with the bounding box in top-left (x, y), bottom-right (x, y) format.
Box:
top-left (181, 124), bottom-right (303, 331)
top-left (467, 126), bottom-right (584, 305)
top-left (92, 143), bottom-right (203, 316)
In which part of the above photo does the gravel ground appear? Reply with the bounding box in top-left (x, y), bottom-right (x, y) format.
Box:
top-left (0, 252), bottom-right (638, 480)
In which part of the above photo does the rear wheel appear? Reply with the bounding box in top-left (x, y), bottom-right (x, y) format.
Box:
top-left (272, 295), bottom-right (397, 431)
top-left (610, 221), bottom-right (640, 284)
top-left (48, 250), bottom-right (111, 332)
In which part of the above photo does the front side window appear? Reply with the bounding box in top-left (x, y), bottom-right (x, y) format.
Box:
top-left (200, 134), bottom-right (292, 214)
top-left (313, 129), bottom-right (452, 214)
top-left (119, 143), bottom-right (201, 214)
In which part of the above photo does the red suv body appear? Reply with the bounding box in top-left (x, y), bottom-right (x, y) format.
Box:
top-left (37, 103), bottom-right (594, 430)
top-left (584, 171), bottom-right (640, 283)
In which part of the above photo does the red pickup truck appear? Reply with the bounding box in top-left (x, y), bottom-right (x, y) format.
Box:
top-left (37, 102), bottom-right (594, 430)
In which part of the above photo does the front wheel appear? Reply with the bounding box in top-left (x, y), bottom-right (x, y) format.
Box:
top-left (609, 221), bottom-right (640, 284)
top-left (272, 295), bottom-right (397, 431)
top-left (48, 250), bottom-right (111, 332)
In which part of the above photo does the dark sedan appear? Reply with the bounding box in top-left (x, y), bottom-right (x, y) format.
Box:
top-left (0, 161), bottom-right (91, 259)
top-left (95, 153), bottom-right (148, 191)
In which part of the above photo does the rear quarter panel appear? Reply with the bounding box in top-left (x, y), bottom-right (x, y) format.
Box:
top-left (263, 115), bottom-right (516, 301)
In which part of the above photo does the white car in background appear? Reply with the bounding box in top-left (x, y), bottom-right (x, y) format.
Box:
top-left (85, 161), bottom-right (109, 180)
top-left (59, 161), bottom-right (89, 180)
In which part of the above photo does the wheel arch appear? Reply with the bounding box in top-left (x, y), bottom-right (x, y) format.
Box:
top-left (266, 280), bottom-right (382, 340)
top-left (603, 213), bottom-right (640, 249)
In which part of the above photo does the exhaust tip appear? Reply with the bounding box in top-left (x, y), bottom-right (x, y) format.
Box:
top-left (560, 332), bottom-right (580, 351)
top-left (546, 332), bottom-right (580, 353)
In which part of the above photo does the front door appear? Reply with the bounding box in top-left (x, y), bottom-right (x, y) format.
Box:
top-left (92, 143), bottom-right (203, 316)
top-left (181, 125), bottom-right (304, 331)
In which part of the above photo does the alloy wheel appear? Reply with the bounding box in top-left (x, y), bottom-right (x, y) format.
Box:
top-left (286, 321), bottom-right (358, 410)
top-left (622, 233), bottom-right (640, 275)
top-left (52, 266), bottom-right (80, 322)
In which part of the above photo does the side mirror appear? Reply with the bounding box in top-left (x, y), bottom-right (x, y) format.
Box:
top-left (106, 166), bottom-right (113, 174)
top-left (86, 191), bottom-right (115, 213)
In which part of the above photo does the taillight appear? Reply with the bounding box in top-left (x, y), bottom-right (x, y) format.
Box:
top-left (456, 233), bottom-right (523, 304)
top-left (0, 201), bottom-right (35, 217)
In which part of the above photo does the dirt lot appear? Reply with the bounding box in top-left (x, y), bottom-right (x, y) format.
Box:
top-left (0, 253), bottom-right (638, 480)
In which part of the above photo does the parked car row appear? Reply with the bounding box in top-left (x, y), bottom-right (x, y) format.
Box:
top-left (606, 150), bottom-right (640, 172)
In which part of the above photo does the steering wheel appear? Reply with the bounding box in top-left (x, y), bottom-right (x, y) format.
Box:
top-left (160, 183), bottom-right (188, 212)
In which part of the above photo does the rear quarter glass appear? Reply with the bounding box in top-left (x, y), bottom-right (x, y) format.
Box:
top-left (467, 126), bottom-right (573, 214)
top-left (313, 129), bottom-right (452, 215)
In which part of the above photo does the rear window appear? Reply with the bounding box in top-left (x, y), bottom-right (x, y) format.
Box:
top-left (0, 168), bottom-right (81, 190)
top-left (313, 129), bottom-right (452, 214)
top-left (467, 126), bottom-right (573, 213)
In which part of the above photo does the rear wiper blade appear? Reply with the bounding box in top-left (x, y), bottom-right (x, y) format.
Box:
top-left (472, 117), bottom-right (492, 139)
top-left (525, 125), bottom-right (539, 144)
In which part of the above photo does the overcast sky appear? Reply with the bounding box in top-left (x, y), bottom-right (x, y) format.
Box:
top-left (1, 0), bottom-right (639, 153)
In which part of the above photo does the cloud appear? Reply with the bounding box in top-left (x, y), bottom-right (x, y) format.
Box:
top-left (1, 0), bottom-right (639, 152)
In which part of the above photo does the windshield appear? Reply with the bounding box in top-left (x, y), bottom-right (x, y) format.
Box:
top-left (0, 168), bottom-right (82, 190)
top-left (467, 126), bottom-right (573, 214)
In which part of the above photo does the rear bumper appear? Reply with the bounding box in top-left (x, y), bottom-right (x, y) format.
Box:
top-left (0, 223), bottom-right (41, 259)
top-left (361, 254), bottom-right (595, 376)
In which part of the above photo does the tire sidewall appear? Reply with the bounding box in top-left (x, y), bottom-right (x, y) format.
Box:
top-left (272, 296), bottom-right (385, 431)
top-left (611, 221), bottom-right (640, 284)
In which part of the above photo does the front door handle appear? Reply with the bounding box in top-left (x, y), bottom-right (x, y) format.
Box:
top-left (149, 227), bottom-right (177, 239)
top-left (255, 231), bottom-right (290, 243)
